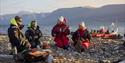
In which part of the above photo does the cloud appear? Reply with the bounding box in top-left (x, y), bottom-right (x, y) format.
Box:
top-left (52, 0), bottom-right (125, 7)
top-left (0, 0), bottom-right (125, 15)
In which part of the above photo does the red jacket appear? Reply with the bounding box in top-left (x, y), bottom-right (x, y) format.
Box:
top-left (72, 29), bottom-right (91, 49)
top-left (52, 24), bottom-right (70, 48)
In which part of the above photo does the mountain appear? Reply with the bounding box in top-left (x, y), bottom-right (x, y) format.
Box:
top-left (0, 4), bottom-right (125, 26)
top-left (42, 4), bottom-right (125, 26)
top-left (0, 11), bottom-right (50, 25)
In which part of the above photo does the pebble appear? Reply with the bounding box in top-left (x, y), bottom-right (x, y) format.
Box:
top-left (0, 35), bottom-right (125, 63)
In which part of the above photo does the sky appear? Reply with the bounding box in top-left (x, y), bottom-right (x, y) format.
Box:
top-left (0, 0), bottom-right (125, 15)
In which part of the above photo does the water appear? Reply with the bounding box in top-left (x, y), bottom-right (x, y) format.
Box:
top-left (0, 22), bottom-right (125, 36)
top-left (0, 25), bottom-right (53, 35)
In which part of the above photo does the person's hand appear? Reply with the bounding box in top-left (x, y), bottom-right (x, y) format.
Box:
top-left (27, 43), bottom-right (31, 48)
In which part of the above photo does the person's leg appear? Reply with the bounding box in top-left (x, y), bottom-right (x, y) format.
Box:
top-left (12, 46), bottom-right (18, 61)
top-left (9, 45), bottom-right (16, 55)
top-left (9, 42), bottom-right (17, 55)
top-left (63, 45), bottom-right (70, 50)
top-left (12, 46), bottom-right (18, 54)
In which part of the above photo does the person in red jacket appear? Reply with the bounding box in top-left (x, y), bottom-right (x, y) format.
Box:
top-left (51, 16), bottom-right (70, 50)
top-left (72, 22), bottom-right (91, 52)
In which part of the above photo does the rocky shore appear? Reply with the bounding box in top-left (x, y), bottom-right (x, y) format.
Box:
top-left (0, 35), bottom-right (125, 63)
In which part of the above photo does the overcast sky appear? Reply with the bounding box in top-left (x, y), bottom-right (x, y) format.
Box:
top-left (0, 0), bottom-right (125, 15)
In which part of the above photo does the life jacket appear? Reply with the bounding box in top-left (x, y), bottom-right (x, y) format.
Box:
top-left (52, 24), bottom-right (70, 37)
top-left (73, 29), bottom-right (90, 49)
top-left (81, 40), bottom-right (90, 49)
top-left (52, 24), bottom-right (70, 48)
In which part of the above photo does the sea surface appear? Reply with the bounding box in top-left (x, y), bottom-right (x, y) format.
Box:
top-left (0, 20), bottom-right (125, 36)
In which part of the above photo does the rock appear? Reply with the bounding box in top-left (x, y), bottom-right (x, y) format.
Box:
top-left (119, 60), bottom-right (125, 63)
top-left (0, 54), bottom-right (14, 63)
top-left (0, 35), bottom-right (125, 63)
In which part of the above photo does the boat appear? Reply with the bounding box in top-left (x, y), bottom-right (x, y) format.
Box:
top-left (91, 33), bottom-right (123, 39)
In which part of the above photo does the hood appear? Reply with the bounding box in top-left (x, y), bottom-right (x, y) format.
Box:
top-left (10, 18), bottom-right (18, 26)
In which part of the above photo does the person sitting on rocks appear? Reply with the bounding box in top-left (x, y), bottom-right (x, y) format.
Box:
top-left (8, 16), bottom-right (31, 61)
top-left (51, 16), bottom-right (70, 50)
top-left (8, 16), bottom-right (31, 55)
top-left (25, 20), bottom-right (43, 49)
top-left (72, 22), bottom-right (91, 52)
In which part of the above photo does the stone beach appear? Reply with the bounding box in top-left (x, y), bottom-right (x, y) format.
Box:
top-left (0, 35), bottom-right (125, 63)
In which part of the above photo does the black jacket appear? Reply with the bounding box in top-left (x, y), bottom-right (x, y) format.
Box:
top-left (25, 26), bottom-right (42, 48)
top-left (8, 25), bottom-right (23, 46)
top-left (72, 29), bottom-right (91, 46)
top-left (8, 25), bottom-right (28, 52)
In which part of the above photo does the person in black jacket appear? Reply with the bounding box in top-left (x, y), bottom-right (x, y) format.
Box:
top-left (8, 16), bottom-right (30, 55)
top-left (25, 21), bottom-right (43, 49)
top-left (72, 22), bottom-right (91, 52)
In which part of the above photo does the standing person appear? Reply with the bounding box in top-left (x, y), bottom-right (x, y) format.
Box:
top-left (51, 16), bottom-right (70, 50)
top-left (72, 22), bottom-right (91, 52)
top-left (8, 16), bottom-right (30, 56)
top-left (25, 20), bottom-right (43, 49)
